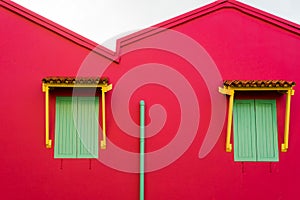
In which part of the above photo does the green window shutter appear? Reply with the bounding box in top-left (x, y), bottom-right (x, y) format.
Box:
top-left (54, 97), bottom-right (77, 158)
top-left (233, 100), bottom-right (257, 161)
top-left (76, 97), bottom-right (99, 158)
top-left (255, 100), bottom-right (279, 162)
top-left (54, 96), bottom-right (99, 159)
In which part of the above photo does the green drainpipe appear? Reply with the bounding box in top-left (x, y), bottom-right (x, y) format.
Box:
top-left (140, 100), bottom-right (145, 200)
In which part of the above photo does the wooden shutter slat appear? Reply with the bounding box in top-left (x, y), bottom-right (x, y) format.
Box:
top-left (233, 100), bottom-right (257, 161)
top-left (54, 97), bottom-right (77, 158)
top-left (255, 100), bottom-right (279, 162)
top-left (76, 97), bottom-right (99, 158)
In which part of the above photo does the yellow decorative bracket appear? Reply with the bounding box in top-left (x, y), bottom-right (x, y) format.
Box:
top-left (219, 87), bottom-right (234, 152)
top-left (42, 77), bottom-right (112, 150)
top-left (219, 81), bottom-right (295, 153)
top-left (100, 84), bottom-right (112, 149)
top-left (281, 88), bottom-right (295, 152)
top-left (42, 84), bottom-right (52, 148)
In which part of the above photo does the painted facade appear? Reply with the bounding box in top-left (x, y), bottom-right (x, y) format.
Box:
top-left (1, 0), bottom-right (300, 199)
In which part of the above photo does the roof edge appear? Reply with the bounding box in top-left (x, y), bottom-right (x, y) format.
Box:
top-left (117, 0), bottom-right (300, 49)
top-left (0, 0), bottom-right (119, 61)
top-left (230, 1), bottom-right (300, 35)
top-left (117, 1), bottom-right (225, 49)
top-left (2, 0), bottom-right (300, 62)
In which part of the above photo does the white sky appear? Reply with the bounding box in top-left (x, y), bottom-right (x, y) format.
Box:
top-left (11, 0), bottom-right (300, 50)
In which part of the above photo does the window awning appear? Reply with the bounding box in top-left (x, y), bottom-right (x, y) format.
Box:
top-left (222, 80), bottom-right (295, 90)
top-left (42, 76), bottom-right (110, 87)
top-left (42, 77), bottom-right (112, 149)
top-left (219, 80), bottom-right (295, 153)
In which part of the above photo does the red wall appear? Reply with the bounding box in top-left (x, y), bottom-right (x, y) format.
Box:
top-left (1, 2), bottom-right (300, 200)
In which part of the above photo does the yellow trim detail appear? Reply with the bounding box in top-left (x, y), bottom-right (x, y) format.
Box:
top-left (219, 87), bottom-right (234, 152)
top-left (219, 86), bottom-right (295, 153)
top-left (101, 84), bottom-right (112, 149)
top-left (42, 82), bottom-right (112, 149)
top-left (43, 85), bottom-right (52, 148)
top-left (281, 89), bottom-right (294, 152)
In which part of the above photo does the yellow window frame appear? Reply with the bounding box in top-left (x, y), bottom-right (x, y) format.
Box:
top-left (219, 80), bottom-right (295, 153)
top-left (42, 77), bottom-right (112, 149)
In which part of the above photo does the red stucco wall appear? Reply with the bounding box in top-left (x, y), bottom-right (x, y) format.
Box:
top-left (1, 1), bottom-right (300, 199)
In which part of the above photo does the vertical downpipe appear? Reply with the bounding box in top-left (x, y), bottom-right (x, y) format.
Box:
top-left (140, 100), bottom-right (145, 200)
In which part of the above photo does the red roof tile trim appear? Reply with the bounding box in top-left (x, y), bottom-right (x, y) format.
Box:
top-left (2, 0), bottom-right (299, 63)
top-left (223, 80), bottom-right (295, 88)
top-left (0, 0), bottom-right (116, 61)
top-left (42, 77), bottom-right (109, 85)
